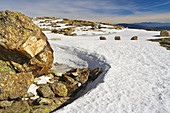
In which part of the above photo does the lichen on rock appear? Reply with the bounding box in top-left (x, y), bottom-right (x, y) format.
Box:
top-left (0, 10), bottom-right (53, 76)
top-left (0, 71), bottom-right (34, 100)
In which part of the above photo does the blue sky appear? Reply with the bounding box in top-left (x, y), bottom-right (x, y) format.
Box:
top-left (0, 0), bottom-right (170, 23)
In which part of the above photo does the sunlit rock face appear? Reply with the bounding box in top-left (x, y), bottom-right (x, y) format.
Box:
top-left (160, 30), bottom-right (170, 37)
top-left (0, 10), bottom-right (53, 76)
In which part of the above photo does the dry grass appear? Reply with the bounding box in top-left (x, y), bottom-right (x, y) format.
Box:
top-left (148, 38), bottom-right (170, 50)
top-left (48, 38), bottom-right (62, 40)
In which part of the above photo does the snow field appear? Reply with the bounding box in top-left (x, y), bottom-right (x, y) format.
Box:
top-left (51, 40), bottom-right (170, 113)
top-left (33, 19), bottom-right (170, 113)
top-left (46, 28), bottom-right (170, 113)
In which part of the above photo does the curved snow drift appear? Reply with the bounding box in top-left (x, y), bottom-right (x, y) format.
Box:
top-left (50, 43), bottom-right (111, 97)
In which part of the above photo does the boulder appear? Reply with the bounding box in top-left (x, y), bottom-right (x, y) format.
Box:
top-left (37, 84), bottom-right (55, 98)
top-left (0, 67), bottom-right (104, 112)
top-left (160, 30), bottom-right (170, 37)
top-left (100, 36), bottom-right (106, 40)
top-left (115, 36), bottom-right (121, 40)
top-left (131, 36), bottom-right (138, 40)
top-left (50, 81), bottom-right (68, 97)
top-left (0, 10), bottom-right (53, 76)
top-left (36, 97), bottom-right (53, 105)
top-left (60, 74), bottom-right (79, 96)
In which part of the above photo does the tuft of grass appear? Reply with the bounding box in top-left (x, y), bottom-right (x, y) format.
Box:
top-left (48, 38), bottom-right (62, 40)
top-left (148, 38), bottom-right (170, 50)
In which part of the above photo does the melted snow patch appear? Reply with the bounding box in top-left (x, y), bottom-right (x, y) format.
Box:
top-left (34, 76), bottom-right (53, 84)
top-left (27, 84), bottom-right (39, 100)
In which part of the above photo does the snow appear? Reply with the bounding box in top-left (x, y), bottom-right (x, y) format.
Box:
top-left (33, 19), bottom-right (170, 113)
top-left (27, 84), bottom-right (39, 100)
top-left (43, 28), bottom-right (170, 113)
top-left (27, 76), bottom-right (54, 100)
top-left (34, 76), bottom-right (53, 84)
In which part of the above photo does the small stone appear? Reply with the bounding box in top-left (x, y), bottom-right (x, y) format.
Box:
top-left (59, 74), bottom-right (79, 96)
top-left (50, 81), bottom-right (68, 97)
top-left (131, 36), bottom-right (138, 40)
top-left (100, 36), bottom-right (106, 40)
top-left (115, 36), bottom-right (121, 40)
top-left (36, 98), bottom-right (53, 105)
top-left (37, 84), bottom-right (55, 98)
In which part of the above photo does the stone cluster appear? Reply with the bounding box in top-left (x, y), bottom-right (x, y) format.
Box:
top-left (51, 27), bottom-right (77, 36)
top-left (99, 36), bottom-right (138, 40)
top-left (0, 67), bottom-right (103, 113)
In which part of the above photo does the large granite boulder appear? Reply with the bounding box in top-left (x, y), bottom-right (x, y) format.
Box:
top-left (160, 30), bottom-right (170, 37)
top-left (0, 10), bottom-right (53, 76)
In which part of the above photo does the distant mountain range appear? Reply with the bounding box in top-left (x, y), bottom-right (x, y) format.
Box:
top-left (117, 22), bottom-right (170, 30)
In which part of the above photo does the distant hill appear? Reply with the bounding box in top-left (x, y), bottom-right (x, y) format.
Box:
top-left (117, 22), bottom-right (170, 30)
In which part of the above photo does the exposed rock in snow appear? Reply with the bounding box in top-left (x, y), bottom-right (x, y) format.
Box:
top-left (160, 30), bottom-right (170, 37)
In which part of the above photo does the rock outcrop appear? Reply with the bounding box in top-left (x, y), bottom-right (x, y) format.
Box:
top-left (0, 10), bottom-right (53, 76)
top-left (51, 27), bottom-right (77, 36)
top-left (160, 30), bottom-right (170, 37)
top-left (0, 67), bottom-right (103, 112)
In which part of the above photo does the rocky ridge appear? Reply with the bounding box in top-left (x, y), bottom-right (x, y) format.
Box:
top-left (0, 66), bottom-right (103, 113)
top-left (33, 16), bottom-right (126, 36)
